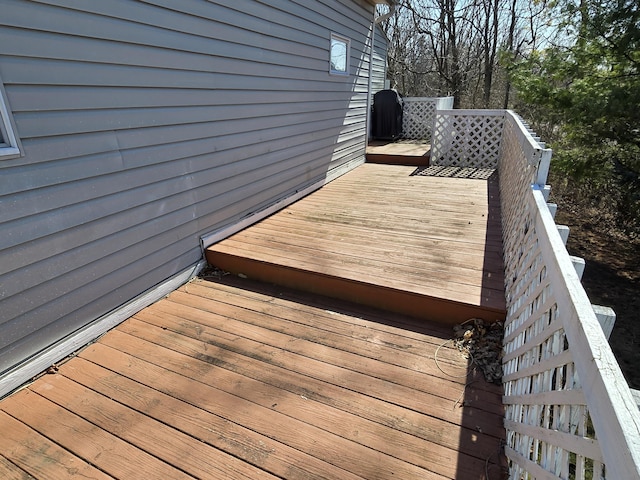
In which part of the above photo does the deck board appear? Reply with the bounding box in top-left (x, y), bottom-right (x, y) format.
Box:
top-left (207, 163), bottom-right (506, 324)
top-left (0, 455), bottom-right (36, 480)
top-left (0, 278), bottom-right (506, 479)
top-left (2, 390), bottom-right (197, 480)
top-left (0, 412), bottom-right (111, 480)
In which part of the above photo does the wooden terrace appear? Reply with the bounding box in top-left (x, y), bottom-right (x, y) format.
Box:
top-left (207, 162), bottom-right (506, 326)
top-left (0, 146), bottom-right (507, 479)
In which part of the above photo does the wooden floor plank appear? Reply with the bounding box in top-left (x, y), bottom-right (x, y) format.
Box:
top-left (1, 390), bottom-right (194, 480)
top-left (130, 300), bottom-right (505, 437)
top-left (283, 193), bottom-right (501, 219)
top-left (0, 454), bottom-right (37, 480)
top-left (262, 209), bottom-right (503, 244)
top-left (223, 217), bottom-right (504, 268)
top-left (185, 278), bottom-right (485, 350)
top-left (366, 140), bottom-right (431, 158)
top-left (193, 274), bottom-right (466, 342)
top-left (27, 374), bottom-right (275, 480)
top-left (79, 339), bottom-right (447, 480)
top-left (0, 278), bottom-right (506, 479)
top-left (245, 218), bottom-right (504, 256)
top-left (213, 235), bottom-right (505, 291)
top-left (107, 322), bottom-right (491, 479)
top-left (184, 280), bottom-right (474, 364)
top-left (279, 190), bottom-right (500, 216)
top-left (104, 321), bottom-right (501, 480)
top-left (173, 284), bottom-right (504, 401)
top-left (0, 412), bottom-right (113, 480)
top-left (129, 305), bottom-right (505, 457)
top-left (59, 357), bottom-right (364, 480)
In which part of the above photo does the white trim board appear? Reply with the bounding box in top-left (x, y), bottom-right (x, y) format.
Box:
top-left (0, 260), bottom-right (206, 399)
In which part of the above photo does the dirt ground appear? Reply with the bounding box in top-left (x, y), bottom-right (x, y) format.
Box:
top-left (552, 196), bottom-right (640, 390)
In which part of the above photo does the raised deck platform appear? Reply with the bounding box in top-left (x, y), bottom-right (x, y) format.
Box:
top-left (207, 163), bottom-right (506, 325)
top-left (366, 139), bottom-right (431, 165)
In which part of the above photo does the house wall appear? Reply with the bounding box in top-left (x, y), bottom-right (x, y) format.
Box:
top-left (371, 24), bottom-right (389, 93)
top-left (0, 0), bottom-right (376, 379)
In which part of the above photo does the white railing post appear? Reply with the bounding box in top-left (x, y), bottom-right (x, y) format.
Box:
top-left (570, 256), bottom-right (586, 280)
top-left (592, 305), bottom-right (616, 340)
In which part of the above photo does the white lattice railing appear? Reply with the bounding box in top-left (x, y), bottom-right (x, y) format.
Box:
top-left (401, 96), bottom-right (454, 141)
top-left (430, 110), bottom-right (640, 479)
top-left (430, 109), bottom-right (505, 169)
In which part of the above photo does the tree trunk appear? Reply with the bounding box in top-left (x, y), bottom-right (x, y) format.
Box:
top-left (503, 0), bottom-right (518, 108)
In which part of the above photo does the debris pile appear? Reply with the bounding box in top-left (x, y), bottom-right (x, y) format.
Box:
top-left (199, 265), bottom-right (230, 280)
top-left (453, 318), bottom-right (504, 384)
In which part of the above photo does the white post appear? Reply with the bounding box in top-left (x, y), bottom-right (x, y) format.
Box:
top-left (557, 225), bottom-right (570, 245)
top-left (592, 305), bottom-right (616, 340)
top-left (570, 256), bottom-right (586, 280)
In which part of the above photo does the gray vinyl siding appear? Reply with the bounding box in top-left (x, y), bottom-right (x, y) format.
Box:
top-left (0, 0), bottom-right (376, 375)
top-left (371, 24), bottom-right (388, 93)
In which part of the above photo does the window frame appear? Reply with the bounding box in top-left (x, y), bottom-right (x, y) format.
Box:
top-left (0, 76), bottom-right (22, 159)
top-left (329, 33), bottom-right (350, 76)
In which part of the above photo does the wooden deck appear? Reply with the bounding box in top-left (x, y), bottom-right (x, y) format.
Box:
top-left (366, 139), bottom-right (431, 165)
top-left (207, 163), bottom-right (506, 325)
top-left (0, 160), bottom-right (507, 479)
top-left (0, 276), bottom-right (506, 479)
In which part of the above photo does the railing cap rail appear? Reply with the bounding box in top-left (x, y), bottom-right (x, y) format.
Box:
top-left (435, 108), bottom-right (505, 116)
top-left (402, 96), bottom-right (454, 101)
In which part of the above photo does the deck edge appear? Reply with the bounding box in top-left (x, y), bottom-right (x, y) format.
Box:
top-left (206, 251), bottom-right (506, 326)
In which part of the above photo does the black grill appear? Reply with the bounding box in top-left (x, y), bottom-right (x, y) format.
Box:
top-left (371, 89), bottom-right (403, 140)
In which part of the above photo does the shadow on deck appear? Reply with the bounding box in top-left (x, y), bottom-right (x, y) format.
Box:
top-left (0, 154), bottom-right (507, 479)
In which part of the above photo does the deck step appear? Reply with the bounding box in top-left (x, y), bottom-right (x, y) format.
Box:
top-left (366, 153), bottom-right (430, 166)
top-left (366, 140), bottom-right (430, 166)
top-left (205, 249), bottom-right (504, 325)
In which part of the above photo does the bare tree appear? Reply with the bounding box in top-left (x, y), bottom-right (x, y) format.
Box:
top-left (402, 0), bottom-right (477, 107)
top-left (379, 0), bottom-right (554, 109)
top-left (482, 0), bottom-right (501, 107)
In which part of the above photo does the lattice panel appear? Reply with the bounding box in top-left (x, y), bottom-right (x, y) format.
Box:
top-left (430, 112), bottom-right (505, 169)
top-left (500, 114), bottom-right (545, 293)
top-left (500, 193), bottom-right (605, 479)
top-left (402, 98), bottom-right (437, 140)
top-left (498, 113), bottom-right (608, 479)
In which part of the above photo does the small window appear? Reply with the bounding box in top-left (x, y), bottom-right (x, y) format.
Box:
top-left (330, 33), bottom-right (350, 76)
top-left (0, 77), bottom-right (21, 159)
